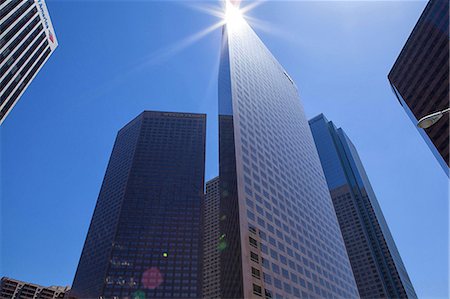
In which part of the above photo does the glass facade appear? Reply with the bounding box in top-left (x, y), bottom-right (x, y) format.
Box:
top-left (71, 111), bottom-right (206, 299)
top-left (0, 0), bottom-right (58, 124)
top-left (388, 0), bottom-right (449, 176)
top-left (309, 114), bottom-right (417, 299)
top-left (218, 13), bottom-right (359, 299)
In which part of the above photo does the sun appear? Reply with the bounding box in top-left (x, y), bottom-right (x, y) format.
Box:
top-left (225, 0), bottom-right (244, 27)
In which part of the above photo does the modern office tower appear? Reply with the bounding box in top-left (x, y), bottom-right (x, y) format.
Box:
top-left (388, 0), bottom-right (449, 176)
top-left (217, 3), bottom-right (359, 298)
top-left (71, 111), bottom-right (206, 299)
top-left (0, 0), bottom-right (58, 125)
top-left (202, 176), bottom-right (221, 298)
top-left (0, 277), bottom-right (70, 299)
top-left (309, 114), bottom-right (417, 299)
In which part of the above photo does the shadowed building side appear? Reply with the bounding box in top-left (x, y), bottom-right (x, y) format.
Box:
top-left (71, 111), bottom-right (206, 299)
top-left (388, 0), bottom-right (449, 176)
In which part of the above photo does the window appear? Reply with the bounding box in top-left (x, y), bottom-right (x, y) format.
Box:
top-left (263, 273), bottom-right (272, 284)
top-left (249, 236), bottom-right (258, 248)
top-left (251, 267), bottom-right (261, 279)
top-left (253, 284), bottom-right (262, 297)
top-left (250, 251), bottom-right (259, 263)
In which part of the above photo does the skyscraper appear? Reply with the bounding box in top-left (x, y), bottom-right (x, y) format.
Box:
top-left (309, 114), bottom-right (417, 299)
top-left (0, 0), bottom-right (58, 125)
top-left (388, 0), bottom-right (449, 176)
top-left (71, 111), bottom-right (206, 299)
top-left (202, 176), bottom-right (221, 298)
top-left (218, 3), bottom-right (359, 298)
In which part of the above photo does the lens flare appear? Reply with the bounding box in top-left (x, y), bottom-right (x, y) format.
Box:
top-left (132, 290), bottom-right (146, 299)
top-left (141, 267), bottom-right (164, 289)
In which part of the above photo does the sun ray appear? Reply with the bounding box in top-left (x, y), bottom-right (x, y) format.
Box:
top-left (134, 21), bottom-right (224, 71)
top-left (181, 1), bottom-right (226, 20)
top-left (77, 0), bottom-right (270, 103)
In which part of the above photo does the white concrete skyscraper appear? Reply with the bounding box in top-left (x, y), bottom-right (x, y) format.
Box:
top-left (218, 2), bottom-right (359, 298)
top-left (0, 0), bottom-right (58, 124)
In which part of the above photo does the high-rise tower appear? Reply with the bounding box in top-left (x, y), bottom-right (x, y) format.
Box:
top-left (0, 0), bottom-right (58, 125)
top-left (309, 114), bottom-right (417, 299)
top-left (71, 111), bottom-right (206, 299)
top-left (218, 3), bottom-right (359, 298)
top-left (388, 0), bottom-right (449, 176)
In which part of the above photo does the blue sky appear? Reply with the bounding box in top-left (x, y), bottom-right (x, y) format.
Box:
top-left (1, 0), bottom-right (448, 298)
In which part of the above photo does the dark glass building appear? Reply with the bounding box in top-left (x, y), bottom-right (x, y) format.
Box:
top-left (218, 3), bottom-right (359, 298)
top-left (71, 111), bottom-right (206, 298)
top-left (0, 0), bottom-right (58, 125)
top-left (388, 0), bottom-right (449, 176)
top-left (309, 114), bottom-right (417, 299)
top-left (202, 176), bottom-right (221, 299)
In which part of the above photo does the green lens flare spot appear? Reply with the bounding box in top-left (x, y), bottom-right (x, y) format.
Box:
top-left (162, 252), bottom-right (168, 258)
top-left (132, 290), bottom-right (145, 299)
top-left (217, 240), bottom-right (227, 251)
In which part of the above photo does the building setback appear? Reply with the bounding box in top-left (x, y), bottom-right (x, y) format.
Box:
top-left (388, 0), bottom-right (449, 176)
top-left (0, 277), bottom-right (70, 299)
top-left (0, 0), bottom-right (58, 125)
top-left (202, 176), bottom-right (221, 298)
top-left (309, 114), bottom-right (417, 299)
top-left (218, 2), bottom-right (359, 298)
top-left (71, 111), bottom-right (206, 298)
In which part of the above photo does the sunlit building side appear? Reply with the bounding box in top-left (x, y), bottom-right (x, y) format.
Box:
top-left (71, 111), bottom-right (206, 298)
top-left (0, 0), bottom-right (58, 125)
top-left (0, 277), bottom-right (70, 299)
top-left (202, 177), bottom-right (221, 298)
top-left (309, 114), bottom-right (417, 299)
top-left (218, 4), bottom-right (359, 298)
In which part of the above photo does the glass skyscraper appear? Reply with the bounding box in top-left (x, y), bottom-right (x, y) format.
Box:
top-left (71, 111), bottom-right (206, 299)
top-left (309, 114), bottom-right (417, 299)
top-left (218, 4), bottom-right (359, 298)
top-left (388, 0), bottom-right (449, 176)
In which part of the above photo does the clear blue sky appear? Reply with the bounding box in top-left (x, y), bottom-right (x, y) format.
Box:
top-left (1, 0), bottom-right (448, 298)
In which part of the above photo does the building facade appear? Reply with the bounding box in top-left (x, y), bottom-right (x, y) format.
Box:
top-left (0, 277), bottom-right (70, 299)
top-left (71, 111), bottom-right (206, 298)
top-left (0, 0), bottom-right (58, 125)
top-left (388, 0), bottom-right (449, 176)
top-left (202, 176), bottom-right (221, 298)
top-left (309, 114), bottom-right (417, 299)
top-left (218, 3), bottom-right (359, 298)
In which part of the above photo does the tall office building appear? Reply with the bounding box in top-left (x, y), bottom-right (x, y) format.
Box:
top-left (202, 176), bottom-right (221, 298)
top-left (71, 111), bottom-right (206, 298)
top-left (388, 0), bottom-right (449, 176)
top-left (309, 114), bottom-right (417, 299)
top-left (218, 3), bottom-right (359, 298)
top-left (0, 277), bottom-right (70, 299)
top-left (0, 0), bottom-right (58, 125)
